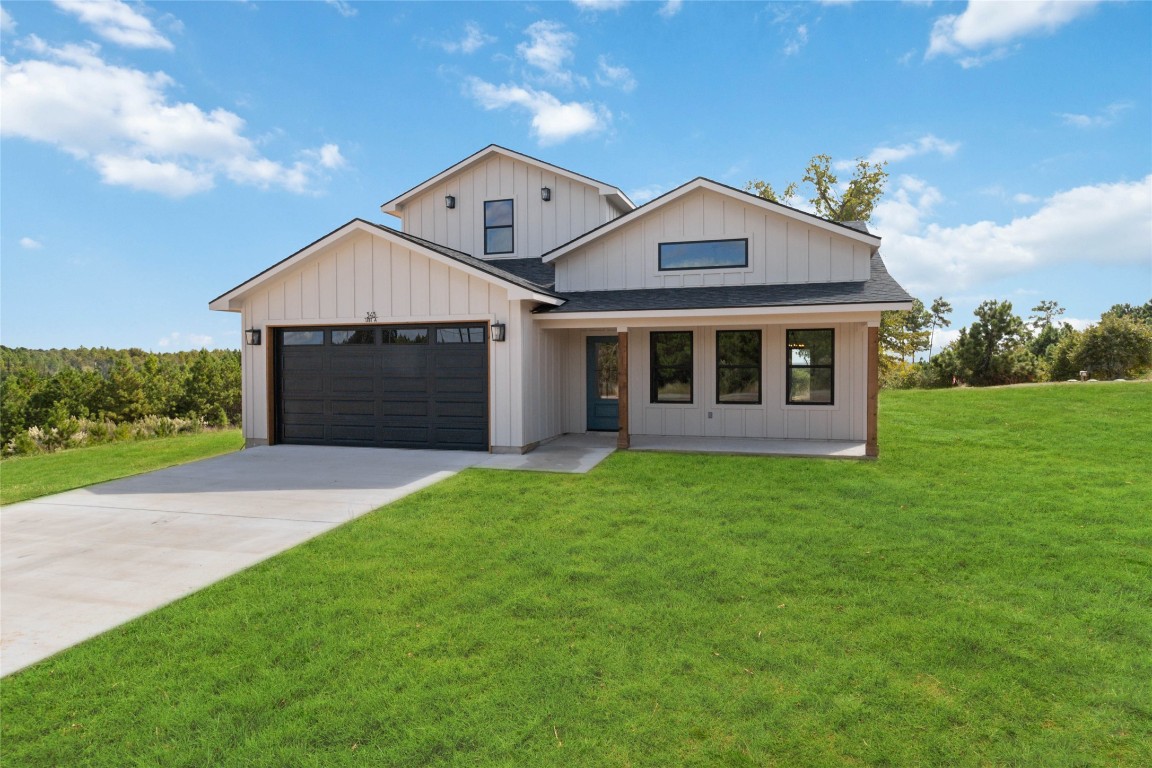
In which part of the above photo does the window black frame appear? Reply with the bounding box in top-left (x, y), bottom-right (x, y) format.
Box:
top-left (657, 238), bottom-right (748, 271)
top-left (650, 331), bottom-right (694, 404)
top-left (786, 328), bottom-right (835, 406)
top-left (716, 330), bottom-right (762, 405)
top-left (484, 199), bottom-right (514, 255)
top-left (331, 328), bottom-right (377, 345)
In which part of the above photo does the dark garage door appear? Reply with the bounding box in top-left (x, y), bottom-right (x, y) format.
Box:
top-left (276, 324), bottom-right (488, 450)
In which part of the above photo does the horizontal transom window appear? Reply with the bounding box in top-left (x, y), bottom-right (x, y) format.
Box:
top-left (658, 239), bottom-right (748, 271)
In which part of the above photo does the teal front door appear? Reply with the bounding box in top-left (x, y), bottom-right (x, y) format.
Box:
top-left (586, 336), bottom-right (620, 431)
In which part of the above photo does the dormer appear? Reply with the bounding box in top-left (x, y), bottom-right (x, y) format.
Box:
top-left (380, 145), bottom-right (634, 261)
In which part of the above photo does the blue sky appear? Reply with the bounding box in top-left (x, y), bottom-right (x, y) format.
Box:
top-left (2, 0), bottom-right (1149, 352)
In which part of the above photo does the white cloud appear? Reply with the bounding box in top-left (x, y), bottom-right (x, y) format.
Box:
top-left (19, 237), bottom-right (43, 250)
top-left (1, 39), bottom-right (344, 196)
top-left (438, 22), bottom-right (495, 54)
top-left (1012, 192), bottom-right (1038, 204)
top-left (628, 184), bottom-right (665, 204)
top-left (465, 78), bottom-right (608, 145)
top-left (927, 0), bottom-right (1099, 66)
top-left (157, 331), bottom-right (214, 349)
top-left (325, 0), bottom-right (357, 18)
top-left (861, 134), bottom-right (960, 166)
top-left (517, 20), bottom-right (579, 86)
top-left (53, 0), bottom-right (173, 50)
top-left (572, 0), bottom-right (627, 11)
top-left (1059, 101), bottom-right (1132, 129)
top-left (874, 174), bottom-right (1152, 298)
top-left (783, 24), bottom-right (808, 56)
top-left (1, 6), bottom-right (16, 34)
top-left (658, 1), bottom-right (683, 18)
top-left (596, 55), bottom-right (636, 92)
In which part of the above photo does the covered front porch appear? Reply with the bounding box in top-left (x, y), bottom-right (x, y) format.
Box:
top-left (530, 307), bottom-right (882, 457)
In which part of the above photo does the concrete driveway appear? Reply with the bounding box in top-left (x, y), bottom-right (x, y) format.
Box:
top-left (1, 445), bottom-right (486, 676)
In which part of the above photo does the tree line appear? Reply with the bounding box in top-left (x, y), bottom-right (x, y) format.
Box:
top-left (879, 299), bottom-right (1152, 388)
top-left (1, 347), bottom-right (241, 449)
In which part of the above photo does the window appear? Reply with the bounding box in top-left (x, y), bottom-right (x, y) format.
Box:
top-left (651, 331), bottom-right (693, 403)
top-left (281, 330), bottom-right (323, 345)
top-left (717, 330), bottom-right (761, 404)
top-left (436, 326), bottom-right (486, 344)
top-left (331, 329), bottom-right (375, 345)
top-left (384, 328), bottom-right (428, 344)
top-left (787, 329), bottom-right (834, 405)
top-left (484, 199), bottom-right (514, 254)
top-left (658, 239), bottom-right (747, 271)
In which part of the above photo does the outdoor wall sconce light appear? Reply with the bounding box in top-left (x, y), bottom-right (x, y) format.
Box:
top-left (245, 327), bottom-right (262, 346)
top-left (445, 195), bottom-right (456, 209)
top-left (541, 187), bottom-right (551, 202)
top-left (490, 321), bottom-right (506, 342)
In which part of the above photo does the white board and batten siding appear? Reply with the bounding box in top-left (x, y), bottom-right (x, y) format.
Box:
top-left (238, 230), bottom-right (528, 448)
top-left (399, 154), bottom-right (622, 261)
top-left (625, 323), bottom-right (868, 442)
top-left (554, 188), bottom-right (871, 292)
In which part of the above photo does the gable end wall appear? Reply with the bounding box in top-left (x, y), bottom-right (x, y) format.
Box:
top-left (400, 155), bottom-right (612, 261)
top-left (554, 188), bottom-right (871, 292)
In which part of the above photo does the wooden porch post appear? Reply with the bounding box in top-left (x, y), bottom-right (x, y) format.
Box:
top-left (617, 329), bottom-right (630, 449)
top-left (866, 325), bottom-right (879, 458)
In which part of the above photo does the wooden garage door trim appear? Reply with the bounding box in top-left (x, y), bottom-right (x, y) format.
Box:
top-left (274, 322), bottom-right (490, 451)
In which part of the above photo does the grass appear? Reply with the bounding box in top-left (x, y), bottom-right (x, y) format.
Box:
top-left (2, 384), bottom-right (1150, 766)
top-left (0, 429), bottom-right (243, 505)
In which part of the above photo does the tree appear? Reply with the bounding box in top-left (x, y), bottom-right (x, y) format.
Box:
top-left (1073, 315), bottom-right (1152, 379)
top-left (934, 299), bottom-right (1043, 386)
top-left (747, 153), bottom-right (889, 222)
top-left (927, 297), bottom-right (953, 362)
top-left (880, 299), bottom-right (932, 363)
top-left (1103, 300), bottom-right (1152, 325)
top-left (1028, 300), bottom-right (1064, 331)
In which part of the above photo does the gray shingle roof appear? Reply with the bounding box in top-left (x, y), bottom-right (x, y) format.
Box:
top-left (536, 254), bottom-right (911, 314)
top-left (485, 258), bottom-right (557, 290)
top-left (364, 222), bottom-right (562, 298)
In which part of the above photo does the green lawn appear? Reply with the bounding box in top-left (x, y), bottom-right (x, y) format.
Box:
top-left (0, 429), bottom-right (243, 505)
top-left (2, 384), bottom-right (1150, 766)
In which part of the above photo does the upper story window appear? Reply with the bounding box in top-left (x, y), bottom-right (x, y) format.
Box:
top-left (484, 199), bottom-right (514, 255)
top-left (786, 329), bottom-right (834, 405)
top-left (658, 238), bottom-right (747, 271)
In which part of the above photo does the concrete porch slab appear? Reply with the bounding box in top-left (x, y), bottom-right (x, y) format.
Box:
top-left (628, 435), bottom-right (868, 458)
top-left (476, 432), bottom-right (617, 474)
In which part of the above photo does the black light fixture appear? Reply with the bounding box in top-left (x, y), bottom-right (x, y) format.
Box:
top-left (245, 327), bottom-right (262, 346)
top-left (541, 186), bottom-right (551, 202)
top-left (445, 194), bottom-right (456, 209)
top-left (490, 321), bottom-right (506, 342)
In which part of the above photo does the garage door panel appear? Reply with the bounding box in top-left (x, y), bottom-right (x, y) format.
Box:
top-left (331, 376), bottom-right (376, 394)
top-left (329, 399), bottom-right (376, 417)
top-left (379, 400), bottom-right (428, 417)
top-left (378, 360), bottom-right (428, 377)
top-left (282, 399), bottom-right (325, 416)
top-left (432, 401), bottom-right (487, 418)
top-left (325, 424), bottom-right (378, 443)
top-left (435, 378), bottom-right (487, 394)
top-left (281, 424), bottom-right (327, 441)
top-left (378, 426), bottom-right (431, 445)
top-left (277, 324), bottom-right (488, 451)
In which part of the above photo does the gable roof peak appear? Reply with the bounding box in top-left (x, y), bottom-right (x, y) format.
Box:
top-left (379, 144), bottom-right (634, 216)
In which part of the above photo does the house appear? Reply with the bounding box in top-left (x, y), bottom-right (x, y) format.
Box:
top-left (209, 145), bottom-right (913, 457)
